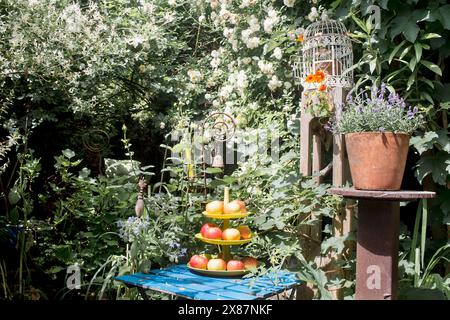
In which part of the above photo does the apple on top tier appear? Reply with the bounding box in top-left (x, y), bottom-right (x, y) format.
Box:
top-left (205, 199), bottom-right (247, 215)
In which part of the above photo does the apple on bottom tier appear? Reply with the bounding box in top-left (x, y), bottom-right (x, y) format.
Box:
top-left (189, 255), bottom-right (259, 271)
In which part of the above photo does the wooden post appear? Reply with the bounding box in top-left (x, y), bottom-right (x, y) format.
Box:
top-left (328, 188), bottom-right (435, 300)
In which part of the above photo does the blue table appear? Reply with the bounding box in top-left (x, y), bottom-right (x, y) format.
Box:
top-left (115, 264), bottom-right (303, 300)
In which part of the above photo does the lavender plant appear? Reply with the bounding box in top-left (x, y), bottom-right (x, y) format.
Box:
top-left (332, 84), bottom-right (423, 135)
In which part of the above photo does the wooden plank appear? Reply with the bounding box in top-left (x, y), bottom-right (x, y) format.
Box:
top-left (300, 109), bottom-right (313, 177)
top-left (117, 273), bottom-right (258, 300)
top-left (312, 133), bottom-right (322, 184)
top-left (328, 188), bottom-right (436, 200)
top-left (116, 265), bottom-right (301, 300)
top-left (116, 274), bottom-right (223, 300)
top-left (161, 265), bottom-right (299, 292)
top-left (149, 268), bottom-right (272, 297)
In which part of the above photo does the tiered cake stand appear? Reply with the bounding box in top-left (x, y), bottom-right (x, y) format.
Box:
top-left (187, 187), bottom-right (253, 277)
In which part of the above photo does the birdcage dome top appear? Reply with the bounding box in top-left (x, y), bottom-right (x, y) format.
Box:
top-left (304, 18), bottom-right (348, 39)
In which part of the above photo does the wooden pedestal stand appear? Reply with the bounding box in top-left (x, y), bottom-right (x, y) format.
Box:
top-left (328, 188), bottom-right (435, 300)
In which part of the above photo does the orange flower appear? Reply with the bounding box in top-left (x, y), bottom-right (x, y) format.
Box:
top-left (296, 34), bottom-right (304, 44)
top-left (305, 74), bottom-right (315, 83)
top-left (318, 84), bottom-right (327, 92)
top-left (314, 70), bottom-right (325, 82)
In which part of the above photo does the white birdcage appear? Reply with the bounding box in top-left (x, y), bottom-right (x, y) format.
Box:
top-left (293, 17), bottom-right (353, 90)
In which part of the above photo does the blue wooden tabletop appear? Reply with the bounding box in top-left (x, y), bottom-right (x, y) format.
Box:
top-left (115, 264), bottom-right (302, 300)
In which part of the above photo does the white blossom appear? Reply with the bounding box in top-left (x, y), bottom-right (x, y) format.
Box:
top-left (219, 85), bottom-right (233, 99)
top-left (210, 58), bottom-right (221, 68)
top-left (241, 29), bottom-right (253, 41)
top-left (164, 12), bottom-right (175, 23)
top-left (168, 0), bottom-right (176, 6)
top-left (248, 15), bottom-right (260, 32)
top-left (223, 27), bottom-right (234, 39)
top-left (129, 34), bottom-right (145, 47)
top-left (210, 0), bottom-right (219, 9)
top-left (258, 60), bottom-right (274, 75)
top-left (211, 50), bottom-right (220, 58)
top-left (160, 122), bottom-right (166, 129)
top-left (187, 70), bottom-right (203, 83)
top-left (284, 81), bottom-right (292, 89)
top-left (246, 37), bottom-right (260, 49)
top-left (273, 47), bottom-right (282, 59)
top-left (268, 75), bottom-right (282, 91)
top-left (308, 7), bottom-right (319, 22)
top-left (199, 15), bottom-right (205, 23)
top-left (263, 10), bottom-right (280, 34)
top-left (242, 57), bottom-right (252, 65)
top-left (240, 0), bottom-right (257, 8)
top-left (283, 0), bottom-right (295, 7)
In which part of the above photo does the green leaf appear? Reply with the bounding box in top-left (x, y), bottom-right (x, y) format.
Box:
top-left (436, 5), bottom-right (450, 30)
top-left (409, 56), bottom-right (417, 72)
top-left (399, 46), bottom-right (411, 60)
top-left (388, 40), bottom-right (406, 64)
top-left (414, 42), bottom-right (422, 62)
top-left (420, 33), bottom-right (441, 40)
top-left (420, 60), bottom-right (442, 76)
top-left (410, 132), bottom-right (439, 154)
top-left (8, 187), bottom-right (21, 205)
top-left (369, 59), bottom-right (377, 74)
top-left (415, 151), bottom-right (450, 185)
top-left (407, 72), bottom-right (416, 90)
top-left (351, 13), bottom-right (368, 33)
top-left (62, 149), bottom-right (75, 159)
top-left (204, 167), bottom-right (223, 174)
top-left (404, 23), bottom-right (420, 42)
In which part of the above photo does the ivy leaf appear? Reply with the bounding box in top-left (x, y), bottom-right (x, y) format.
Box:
top-left (415, 151), bottom-right (450, 185)
top-left (410, 131), bottom-right (438, 154)
top-left (435, 5), bottom-right (450, 30)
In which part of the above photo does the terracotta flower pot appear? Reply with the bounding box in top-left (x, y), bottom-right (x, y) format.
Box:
top-left (345, 132), bottom-right (410, 190)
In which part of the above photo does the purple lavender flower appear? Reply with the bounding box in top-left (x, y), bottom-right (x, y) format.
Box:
top-left (169, 241), bottom-right (181, 249)
top-left (379, 127), bottom-right (385, 132)
top-left (379, 83), bottom-right (386, 98)
top-left (346, 94), bottom-right (353, 103)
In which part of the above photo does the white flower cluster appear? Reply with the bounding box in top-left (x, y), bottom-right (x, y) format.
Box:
top-left (187, 70), bottom-right (203, 83)
top-left (240, 0), bottom-right (257, 8)
top-left (228, 70), bottom-right (248, 94)
top-left (283, 0), bottom-right (296, 7)
top-left (258, 60), bottom-right (274, 75)
top-left (210, 49), bottom-right (222, 68)
top-left (268, 75), bottom-right (282, 91)
top-left (263, 8), bottom-right (280, 34)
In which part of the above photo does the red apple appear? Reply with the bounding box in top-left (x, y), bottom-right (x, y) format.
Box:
top-left (234, 200), bottom-right (247, 213)
top-left (222, 228), bottom-right (241, 240)
top-left (237, 225), bottom-right (252, 239)
top-left (203, 227), bottom-right (222, 240)
top-left (242, 257), bottom-right (258, 270)
top-left (207, 258), bottom-right (227, 271)
top-left (227, 260), bottom-right (245, 271)
top-left (224, 201), bottom-right (241, 215)
top-left (200, 223), bottom-right (217, 237)
top-left (206, 201), bottom-right (224, 214)
top-left (189, 255), bottom-right (208, 269)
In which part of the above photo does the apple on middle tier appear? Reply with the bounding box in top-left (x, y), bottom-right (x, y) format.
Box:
top-left (200, 223), bottom-right (252, 240)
